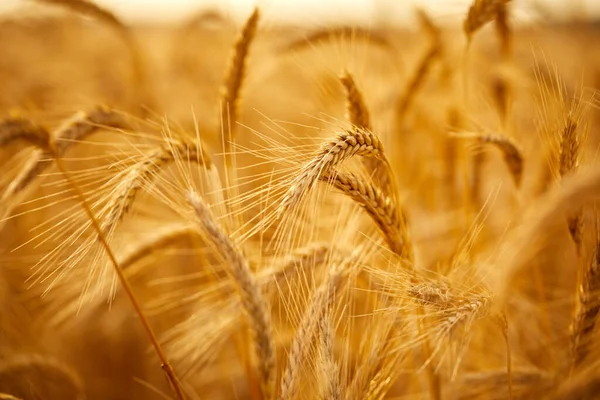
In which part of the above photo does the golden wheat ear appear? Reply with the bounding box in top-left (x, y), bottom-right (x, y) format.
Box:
top-left (220, 7), bottom-right (260, 160)
top-left (277, 127), bottom-right (388, 217)
top-left (319, 170), bottom-right (412, 260)
top-left (278, 255), bottom-right (356, 400)
top-left (2, 106), bottom-right (128, 202)
top-left (188, 190), bottom-right (276, 399)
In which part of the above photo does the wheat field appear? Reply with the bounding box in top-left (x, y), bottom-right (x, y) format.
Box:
top-left (1, 0), bottom-right (600, 399)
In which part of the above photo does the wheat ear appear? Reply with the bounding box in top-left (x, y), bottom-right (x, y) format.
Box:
top-left (558, 115), bottom-right (583, 254)
top-left (317, 315), bottom-right (341, 400)
top-left (220, 7), bottom-right (259, 161)
top-left (2, 106), bottom-right (128, 203)
top-left (102, 140), bottom-right (211, 236)
top-left (188, 191), bottom-right (275, 399)
top-left (277, 127), bottom-right (388, 218)
top-left (0, 117), bottom-right (50, 148)
top-left (278, 263), bottom-right (349, 400)
top-left (319, 170), bottom-right (412, 260)
top-left (340, 71), bottom-right (391, 189)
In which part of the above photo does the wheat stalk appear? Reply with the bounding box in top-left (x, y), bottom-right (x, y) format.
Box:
top-left (188, 191), bottom-right (275, 399)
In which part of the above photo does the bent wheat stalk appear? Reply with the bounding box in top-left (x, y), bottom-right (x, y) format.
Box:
top-left (188, 191), bottom-right (275, 400)
top-left (8, 116), bottom-right (188, 399)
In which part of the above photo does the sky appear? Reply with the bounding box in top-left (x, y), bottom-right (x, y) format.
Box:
top-left (1, 0), bottom-right (597, 26)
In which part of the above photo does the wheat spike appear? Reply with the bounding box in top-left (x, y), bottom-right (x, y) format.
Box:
top-left (220, 7), bottom-right (259, 158)
top-left (278, 263), bottom-right (349, 400)
top-left (188, 191), bottom-right (275, 399)
top-left (320, 170), bottom-right (412, 260)
top-left (558, 116), bottom-right (583, 253)
top-left (317, 315), bottom-right (341, 400)
top-left (101, 140), bottom-right (211, 237)
top-left (277, 127), bottom-right (388, 218)
top-left (2, 106), bottom-right (128, 202)
top-left (0, 117), bottom-right (50, 149)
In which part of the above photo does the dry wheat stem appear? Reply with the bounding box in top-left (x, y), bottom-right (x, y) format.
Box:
top-left (278, 265), bottom-right (348, 400)
top-left (188, 191), bottom-right (275, 400)
top-left (48, 148), bottom-right (186, 399)
top-left (277, 127), bottom-right (388, 218)
top-left (396, 37), bottom-right (441, 121)
top-left (220, 7), bottom-right (259, 159)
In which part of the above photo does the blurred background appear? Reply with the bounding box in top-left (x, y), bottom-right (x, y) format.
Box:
top-left (0, 0), bottom-right (596, 26)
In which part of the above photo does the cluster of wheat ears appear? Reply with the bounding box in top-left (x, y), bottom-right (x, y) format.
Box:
top-left (0, 0), bottom-right (600, 399)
